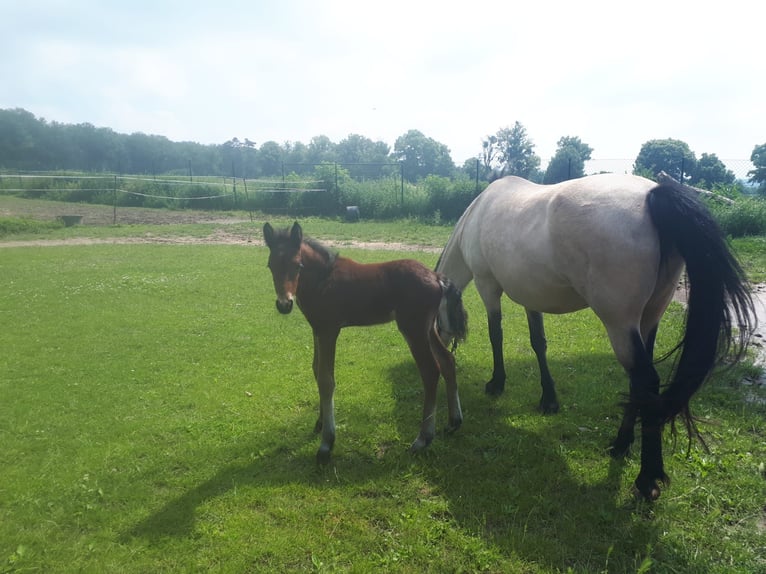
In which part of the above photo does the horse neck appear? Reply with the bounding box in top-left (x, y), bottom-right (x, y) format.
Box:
top-left (436, 218), bottom-right (473, 290)
top-left (298, 241), bottom-right (334, 292)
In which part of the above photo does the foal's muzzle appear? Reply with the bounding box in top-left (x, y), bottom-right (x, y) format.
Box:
top-left (276, 298), bottom-right (294, 314)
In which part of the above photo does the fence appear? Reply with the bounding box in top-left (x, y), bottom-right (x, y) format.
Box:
top-left (1, 158), bottom-right (760, 223)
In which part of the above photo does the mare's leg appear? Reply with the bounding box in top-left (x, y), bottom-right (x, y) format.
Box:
top-left (607, 327), bottom-right (667, 500)
top-left (428, 326), bottom-right (462, 432)
top-left (610, 326), bottom-right (657, 458)
top-left (397, 317), bottom-right (441, 451)
top-left (475, 278), bottom-right (505, 395)
top-left (526, 309), bottom-right (559, 414)
top-left (313, 329), bottom-right (339, 464)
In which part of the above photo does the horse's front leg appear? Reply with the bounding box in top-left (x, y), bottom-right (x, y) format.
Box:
top-left (475, 278), bottom-right (506, 396)
top-left (312, 336), bottom-right (322, 434)
top-left (313, 329), bottom-right (339, 464)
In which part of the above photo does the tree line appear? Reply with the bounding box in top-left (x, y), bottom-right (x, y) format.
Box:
top-left (1, 107), bottom-right (765, 192)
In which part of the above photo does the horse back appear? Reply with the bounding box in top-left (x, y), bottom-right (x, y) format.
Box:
top-left (307, 257), bottom-right (442, 328)
top-left (463, 174), bottom-right (665, 313)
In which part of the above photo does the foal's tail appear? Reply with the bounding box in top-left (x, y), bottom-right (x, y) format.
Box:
top-left (647, 183), bottom-right (755, 430)
top-left (437, 277), bottom-right (468, 352)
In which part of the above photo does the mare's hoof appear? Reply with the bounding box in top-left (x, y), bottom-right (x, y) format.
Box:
top-left (632, 471), bottom-right (670, 501)
top-left (316, 446), bottom-right (332, 465)
top-left (485, 380), bottom-right (505, 396)
top-left (608, 437), bottom-right (634, 459)
top-left (539, 400), bottom-right (559, 415)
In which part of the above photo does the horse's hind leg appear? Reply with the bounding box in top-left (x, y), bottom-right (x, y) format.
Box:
top-left (526, 309), bottom-right (559, 414)
top-left (607, 327), bottom-right (668, 500)
top-left (397, 318), bottom-right (440, 452)
top-left (610, 326), bottom-right (658, 458)
top-left (429, 326), bottom-right (462, 432)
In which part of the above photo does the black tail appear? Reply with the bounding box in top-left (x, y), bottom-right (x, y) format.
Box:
top-left (647, 184), bottom-right (756, 428)
top-left (437, 277), bottom-right (468, 352)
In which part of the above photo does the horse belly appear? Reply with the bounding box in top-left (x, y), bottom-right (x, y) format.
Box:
top-left (500, 269), bottom-right (588, 314)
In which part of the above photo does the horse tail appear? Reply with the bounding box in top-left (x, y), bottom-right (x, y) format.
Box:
top-left (646, 183), bottom-right (755, 430)
top-left (437, 277), bottom-right (468, 352)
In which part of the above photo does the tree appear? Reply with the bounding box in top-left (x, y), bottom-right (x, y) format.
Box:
top-left (257, 141), bottom-right (283, 177)
top-left (634, 138), bottom-right (696, 181)
top-left (307, 135), bottom-right (336, 164)
top-left (748, 143), bottom-right (766, 191)
top-left (543, 136), bottom-right (593, 184)
top-left (690, 152), bottom-right (735, 189)
top-left (335, 134), bottom-right (389, 165)
top-left (482, 122), bottom-right (541, 180)
top-left (393, 129), bottom-right (454, 182)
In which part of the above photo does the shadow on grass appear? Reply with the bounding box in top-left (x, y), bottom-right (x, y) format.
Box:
top-left (384, 353), bottom-right (671, 571)
top-left (124, 348), bottom-right (675, 571)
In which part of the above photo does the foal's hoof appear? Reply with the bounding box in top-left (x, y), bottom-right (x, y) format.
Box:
top-left (445, 416), bottom-right (463, 433)
top-left (409, 435), bottom-right (433, 453)
top-left (485, 379), bottom-right (505, 396)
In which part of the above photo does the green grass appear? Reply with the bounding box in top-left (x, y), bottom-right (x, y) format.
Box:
top-left (1, 242), bottom-right (764, 573)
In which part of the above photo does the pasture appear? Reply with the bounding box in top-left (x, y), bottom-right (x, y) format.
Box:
top-left (1, 223), bottom-right (765, 572)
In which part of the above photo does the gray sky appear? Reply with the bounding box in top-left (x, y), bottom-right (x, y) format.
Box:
top-left (1, 0), bottom-right (763, 169)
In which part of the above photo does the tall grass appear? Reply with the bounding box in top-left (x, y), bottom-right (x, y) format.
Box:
top-left (1, 242), bottom-right (764, 573)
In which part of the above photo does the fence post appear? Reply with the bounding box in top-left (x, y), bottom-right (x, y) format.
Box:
top-left (113, 175), bottom-right (117, 224)
top-left (400, 163), bottom-right (404, 208)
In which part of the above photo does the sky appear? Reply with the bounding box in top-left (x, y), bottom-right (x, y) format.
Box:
top-left (1, 0), bottom-right (763, 173)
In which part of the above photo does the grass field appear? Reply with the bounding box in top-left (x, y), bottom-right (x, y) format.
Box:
top-left (1, 210), bottom-right (765, 572)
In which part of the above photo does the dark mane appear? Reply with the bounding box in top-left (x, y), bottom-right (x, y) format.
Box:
top-left (304, 236), bottom-right (338, 268)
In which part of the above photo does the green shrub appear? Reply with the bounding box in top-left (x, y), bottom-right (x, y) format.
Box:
top-left (707, 196), bottom-right (766, 237)
top-left (0, 216), bottom-right (63, 236)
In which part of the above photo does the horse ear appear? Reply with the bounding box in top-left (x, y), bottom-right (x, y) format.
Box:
top-left (263, 222), bottom-right (275, 248)
top-left (290, 221), bottom-right (303, 247)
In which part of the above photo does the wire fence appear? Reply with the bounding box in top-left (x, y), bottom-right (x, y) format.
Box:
top-left (0, 158), bottom-right (760, 223)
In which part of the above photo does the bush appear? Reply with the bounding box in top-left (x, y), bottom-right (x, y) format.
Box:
top-left (707, 196), bottom-right (766, 237)
top-left (0, 216), bottom-right (63, 237)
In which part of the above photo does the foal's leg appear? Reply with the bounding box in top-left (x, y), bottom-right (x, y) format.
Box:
top-left (397, 318), bottom-right (441, 452)
top-left (312, 336), bottom-right (322, 433)
top-left (313, 329), bottom-right (339, 464)
top-left (428, 326), bottom-right (462, 432)
top-left (526, 309), bottom-right (559, 414)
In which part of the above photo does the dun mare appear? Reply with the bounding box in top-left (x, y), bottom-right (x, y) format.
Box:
top-left (263, 222), bottom-right (468, 464)
top-left (435, 173), bottom-right (755, 500)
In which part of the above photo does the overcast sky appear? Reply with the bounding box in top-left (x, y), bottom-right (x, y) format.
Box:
top-left (1, 0), bottom-right (763, 169)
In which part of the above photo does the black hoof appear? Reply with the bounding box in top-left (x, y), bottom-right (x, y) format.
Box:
top-left (539, 400), bottom-right (559, 414)
top-left (609, 434), bottom-right (634, 459)
top-left (485, 379), bottom-right (505, 396)
top-left (633, 471), bottom-right (669, 501)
